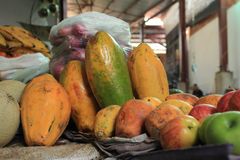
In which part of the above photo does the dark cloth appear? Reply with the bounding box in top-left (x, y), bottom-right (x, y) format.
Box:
top-left (193, 89), bottom-right (203, 98)
top-left (64, 130), bottom-right (160, 159)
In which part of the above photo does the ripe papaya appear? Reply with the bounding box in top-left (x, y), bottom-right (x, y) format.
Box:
top-left (94, 105), bottom-right (121, 139)
top-left (128, 43), bottom-right (169, 101)
top-left (60, 60), bottom-right (98, 132)
top-left (21, 74), bottom-right (71, 146)
top-left (85, 31), bottom-right (134, 107)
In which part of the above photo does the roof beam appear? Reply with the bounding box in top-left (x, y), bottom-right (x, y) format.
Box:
top-left (102, 0), bottom-right (114, 13)
top-left (130, 0), bottom-right (165, 25)
top-left (218, 0), bottom-right (228, 71)
top-left (117, 0), bottom-right (139, 18)
top-left (145, 0), bottom-right (178, 22)
top-left (131, 26), bottom-right (165, 34)
top-left (75, 0), bottom-right (83, 13)
top-left (179, 0), bottom-right (189, 91)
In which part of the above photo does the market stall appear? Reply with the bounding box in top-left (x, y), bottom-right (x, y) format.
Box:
top-left (1, 0), bottom-right (240, 160)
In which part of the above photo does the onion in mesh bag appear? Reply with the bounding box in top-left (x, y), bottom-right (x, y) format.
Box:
top-left (49, 48), bottom-right (85, 80)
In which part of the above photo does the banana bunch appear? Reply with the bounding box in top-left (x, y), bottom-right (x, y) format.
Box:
top-left (0, 26), bottom-right (50, 58)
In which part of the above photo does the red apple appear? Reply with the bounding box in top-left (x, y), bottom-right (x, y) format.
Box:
top-left (145, 104), bottom-right (184, 139)
top-left (217, 91), bottom-right (236, 112)
top-left (189, 104), bottom-right (216, 122)
top-left (159, 115), bottom-right (199, 150)
top-left (195, 94), bottom-right (222, 107)
top-left (0, 51), bottom-right (7, 57)
top-left (229, 90), bottom-right (240, 111)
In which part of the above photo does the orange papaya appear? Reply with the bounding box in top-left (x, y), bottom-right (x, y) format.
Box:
top-left (60, 60), bottom-right (98, 132)
top-left (128, 43), bottom-right (169, 101)
top-left (20, 74), bottom-right (71, 146)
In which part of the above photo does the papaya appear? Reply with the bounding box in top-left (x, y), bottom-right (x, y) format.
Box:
top-left (85, 31), bottom-right (134, 107)
top-left (20, 74), bottom-right (71, 146)
top-left (60, 60), bottom-right (98, 132)
top-left (94, 105), bottom-right (121, 139)
top-left (128, 43), bottom-right (169, 101)
top-left (141, 96), bottom-right (162, 108)
top-left (166, 93), bottom-right (199, 106)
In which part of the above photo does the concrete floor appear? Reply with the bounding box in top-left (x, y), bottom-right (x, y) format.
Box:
top-left (0, 142), bottom-right (101, 160)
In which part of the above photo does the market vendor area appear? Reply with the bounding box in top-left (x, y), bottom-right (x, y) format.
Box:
top-left (1, 0), bottom-right (240, 160)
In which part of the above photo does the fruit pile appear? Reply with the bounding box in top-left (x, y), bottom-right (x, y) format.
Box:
top-left (0, 26), bottom-right (50, 58)
top-left (0, 30), bottom-right (240, 157)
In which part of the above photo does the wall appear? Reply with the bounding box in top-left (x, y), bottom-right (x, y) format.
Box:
top-left (188, 18), bottom-right (220, 94)
top-left (0, 0), bottom-right (57, 26)
top-left (188, 2), bottom-right (240, 94)
top-left (0, 0), bottom-right (33, 26)
top-left (228, 2), bottom-right (240, 89)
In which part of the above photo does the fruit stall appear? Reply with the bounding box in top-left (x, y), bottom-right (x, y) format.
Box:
top-left (1, 0), bottom-right (240, 160)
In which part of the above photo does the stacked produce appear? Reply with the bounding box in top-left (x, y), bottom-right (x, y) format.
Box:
top-left (49, 24), bottom-right (87, 80)
top-left (0, 26), bottom-right (51, 82)
top-left (49, 12), bottom-right (131, 80)
top-left (0, 26), bottom-right (50, 58)
top-left (1, 22), bottom-right (240, 158)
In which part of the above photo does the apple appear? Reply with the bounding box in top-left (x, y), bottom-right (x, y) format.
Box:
top-left (189, 104), bottom-right (216, 122)
top-left (198, 112), bottom-right (221, 143)
top-left (0, 51), bottom-right (7, 57)
top-left (145, 104), bottom-right (184, 139)
top-left (229, 90), bottom-right (240, 111)
top-left (159, 115), bottom-right (199, 150)
top-left (217, 91), bottom-right (236, 112)
top-left (204, 111), bottom-right (240, 155)
top-left (115, 99), bottom-right (155, 138)
top-left (195, 94), bottom-right (222, 107)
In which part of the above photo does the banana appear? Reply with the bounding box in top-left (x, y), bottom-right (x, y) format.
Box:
top-left (0, 33), bottom-right (6, 46)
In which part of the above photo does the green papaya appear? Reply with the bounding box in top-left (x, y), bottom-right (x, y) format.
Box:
top-left (85, 31), bottom-right (134, 108)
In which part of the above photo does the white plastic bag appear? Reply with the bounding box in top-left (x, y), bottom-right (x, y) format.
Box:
top-left (0, 53), bottom-right (50, 83)
top-left (49, 12), bottom-right (132, 80)
top-left (49, 11), bottom-right (132, 49)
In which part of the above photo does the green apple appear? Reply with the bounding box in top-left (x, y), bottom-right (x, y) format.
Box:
top-left (205, 111), bottom-right (240, 155)
top-left (160, 115), bottom-right (199, 149)
top-left (198, 112), bottom-right (221, 143)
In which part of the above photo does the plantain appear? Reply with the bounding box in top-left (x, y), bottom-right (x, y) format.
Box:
top-left (6, 40), bottom-right (23, 48)
top-left (128, 43), bottom-right (169, 101)
top-left (0, 33), bottom-right (6, 46)
top-left (0, 26), bottom-right (50, 57)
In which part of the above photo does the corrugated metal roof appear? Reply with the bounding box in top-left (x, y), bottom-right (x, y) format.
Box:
top-left (163, 0), bottom-right (216, 34)
top-left (66, 0), bottom-right (163, 24)
top-left (65, 0), bottom-right (217, 53)
top-left (67, 0), bottom-right (217, 31)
